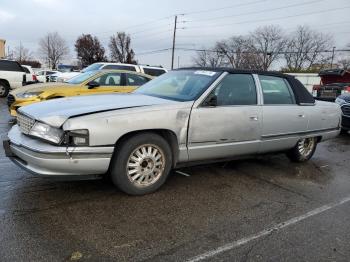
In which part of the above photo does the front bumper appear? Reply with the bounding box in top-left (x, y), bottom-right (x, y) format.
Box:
top-left (341, 115), bottom-right (350, 130)
top-left (4, 125), bottom-right (114, 177)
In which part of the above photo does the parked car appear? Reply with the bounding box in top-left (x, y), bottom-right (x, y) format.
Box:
top-left (21, 65), bottom-right (38, 85)
top-left (35, 70), bottom-right (58, 83)
top-left (7, 70), bottom-right (153, 116)
top-left (54, 63), bottom-right (167, 83)
top-left (0, 59), bottom-right (26, 97)
top-left (335, 94), bottom-right (350, 132)
top-left (3, 68), bottom-right (341, 195)
top-left (312, 69), bottom-right (350, 101)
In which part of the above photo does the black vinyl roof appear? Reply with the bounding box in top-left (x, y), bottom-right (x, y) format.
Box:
top-left (177, 67), bottom-right (288, 77)
top-left (177, 67), bottom-right (315, 105)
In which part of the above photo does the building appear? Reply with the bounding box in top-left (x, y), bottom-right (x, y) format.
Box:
top-left (0, 39), bottom-right (5, 58)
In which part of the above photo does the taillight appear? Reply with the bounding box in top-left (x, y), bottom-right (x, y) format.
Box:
top-left (341, 86), bottom-right (350, 94)
top-left (32, 74), bottom-right (37, 81)
top-left (312, 85), bottom-right (320, 97)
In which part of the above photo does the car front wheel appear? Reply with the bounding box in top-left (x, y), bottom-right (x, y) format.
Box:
top-left (287, 137), bottom-right (317, 162)
top-left (110, 133), bottom-right (172, 195)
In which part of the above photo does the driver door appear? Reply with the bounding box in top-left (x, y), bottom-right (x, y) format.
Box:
top-left (81, 72), bottom-right (126, 95)
top-left (188, 73), bottom-right (262, 161)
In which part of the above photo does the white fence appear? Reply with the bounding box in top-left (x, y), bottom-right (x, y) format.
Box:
top-left (286, 73), bottom-right (321, 93)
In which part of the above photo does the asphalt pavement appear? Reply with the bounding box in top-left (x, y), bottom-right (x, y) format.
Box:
top-left (0, 97), bottom-right (349, 262)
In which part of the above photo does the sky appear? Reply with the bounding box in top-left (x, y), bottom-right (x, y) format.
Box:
top-left (0, 0), bottom-right (350, 69)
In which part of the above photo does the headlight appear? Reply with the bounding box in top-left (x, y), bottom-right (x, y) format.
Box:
top-left (64, 129), bottom-right (89, 146)
top-left (17, 91), bottom-right (43, 99)
top-left (29, 122), bottom-right (64, 144)
top-left (335, 97), bottom-right (346, 106)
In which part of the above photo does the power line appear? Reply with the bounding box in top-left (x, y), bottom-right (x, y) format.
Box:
top-left (175, 47), bottom-right (350, 54)
top-left (185, 0), bottom-right (323, 23)
top-left (181, 0), bottom-right (267, 16)
top-left (135, 48), bottom-right (172, 56)
top-left (184, 5), bottom-right (350, 29)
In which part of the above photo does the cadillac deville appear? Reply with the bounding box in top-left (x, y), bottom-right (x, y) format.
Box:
top-left (3, 68), bottom-right (342, 195)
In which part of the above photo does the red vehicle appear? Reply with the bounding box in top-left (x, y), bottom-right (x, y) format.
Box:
top-left (312, 69), bottom-right (350, 101)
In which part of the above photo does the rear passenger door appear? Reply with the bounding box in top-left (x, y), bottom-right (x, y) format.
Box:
top-left (188, 73), bottom-right (262, 161)
top-left (259, 75), bottom-right (308, 153)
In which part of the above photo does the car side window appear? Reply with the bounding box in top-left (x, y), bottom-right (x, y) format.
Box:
top-left (94, 73), bottom-right (122, 86)
top-left (143, 68), bottom-right (166, 76)
top-left (127, 74), bottom-right (150, 86)
top-left (259, 75), bottom-right (295, 105)
top-left (0, 60), bottom-right (24, 72)
top-left (103, 65), bottom-right (137, 71)
top-left (209, 74), bottom-right (257, 106)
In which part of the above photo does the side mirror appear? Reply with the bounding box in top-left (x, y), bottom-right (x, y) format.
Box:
top-left (87, 81), bottom-right (100, 89)
top-left (203, 95), bottom-right (218, 107)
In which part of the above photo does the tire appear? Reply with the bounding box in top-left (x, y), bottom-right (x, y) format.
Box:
top-left (110, 133), bottom-right (172, 195)
top-left (286, 137), bottom-right (317, 162)
top-left (0, 81), bottom-right (10, 98)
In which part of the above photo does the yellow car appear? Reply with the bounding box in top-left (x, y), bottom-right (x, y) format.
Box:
top-left (8, 70), bottom-right (153, 116)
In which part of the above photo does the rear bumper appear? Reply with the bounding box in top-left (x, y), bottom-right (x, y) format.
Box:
top-left (8, 97), bottom-right (41, 117)
top-left (4, 126), bottom-right (114, 177)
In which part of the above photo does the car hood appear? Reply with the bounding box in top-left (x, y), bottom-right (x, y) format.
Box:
top-left (18, 93), bottom-right (177, 127)
top-left (337, 94), bottom-right (350, 102)
top-left (11, 82), bottom-right (74, 95)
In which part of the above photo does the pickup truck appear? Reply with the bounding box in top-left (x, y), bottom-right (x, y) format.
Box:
top-left (312, 69), bottom-right (350, 101)
top-left (0, 60), bottom-right (26, 97)
top-left (4, 68), bottom-right (341, 195)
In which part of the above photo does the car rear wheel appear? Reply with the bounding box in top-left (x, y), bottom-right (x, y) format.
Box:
top-left (287, 137), bottom-right (317, 162)
top-left (0, 81), bottom-right (10, 97)
top-left (110, 133), bottom-right (172, 195)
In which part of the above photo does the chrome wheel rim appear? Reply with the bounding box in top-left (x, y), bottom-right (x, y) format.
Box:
top-left (126, 144), bottom-right (165, 188)
top-left (0, 85), bottom-right (5, 96)
top-left (298, 138), bottom-right (315, 157)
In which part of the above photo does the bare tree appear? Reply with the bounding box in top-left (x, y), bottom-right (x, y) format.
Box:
top-left (109, 32), bottom-right (136, 64)
top-left (215, 36), bottom-right (251, 68)
top-left (14, 43), bottom-right (33, 62)
top-left (38, 32), bottom-right (69, 69)
top-left (247, 25), bottom-right (287, 70)
top-left (75, 34), bottom-right (106, 67)
top-left (338, 57), bottom-right (350, 69)
top-left (192, 49), bottom-right (225, 67)
top-left (284, 26), bottom-right (333, 70)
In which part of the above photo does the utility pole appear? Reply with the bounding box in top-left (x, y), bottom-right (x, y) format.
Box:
top-left (171, 15), bottom-right (178, 70)
top-left (330, 46), bottom-right (336, 69)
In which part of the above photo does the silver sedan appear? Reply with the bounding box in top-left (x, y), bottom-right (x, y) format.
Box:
top-left (4, 68), bottom-right (342, 195)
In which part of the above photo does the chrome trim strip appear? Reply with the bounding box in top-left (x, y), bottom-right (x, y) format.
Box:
top-left (262, 127), bottom-right (340, 139)
top-left (253, 74), bottom-right (264, 106)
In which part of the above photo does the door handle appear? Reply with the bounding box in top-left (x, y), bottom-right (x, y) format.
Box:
top-left (249, 116), bottom-right (259, 121)
top-left (298, 114), bottom-right (306, 118)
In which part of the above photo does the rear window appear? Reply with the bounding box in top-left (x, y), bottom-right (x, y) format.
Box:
top-left (22, 66), bottom-right (30, 73)
top-left (143, 68), bottom-right (166, 76)
top-left (103, 65), bottom-right (137, 71)
top-left (0, 60), bottom-right (24, 72)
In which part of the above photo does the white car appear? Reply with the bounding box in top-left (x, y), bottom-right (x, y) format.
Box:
top-left (55, 71), bottom-right (80, 82)
top-left (21, 65), bottom-right (38, 85)
top-left (55, 63), bottom-right (168, 82)
top-left (35, 70), bottom-right (58, 83)
top-left (0, 59), bottom-right (26, 97)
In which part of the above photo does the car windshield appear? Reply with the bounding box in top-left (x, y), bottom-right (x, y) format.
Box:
top-left (66, 71), bottom-right (97, 84)
top-left (134, 70), bottom-right (221, 101)
top-left (82, 63), bottom-right (103, 73)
